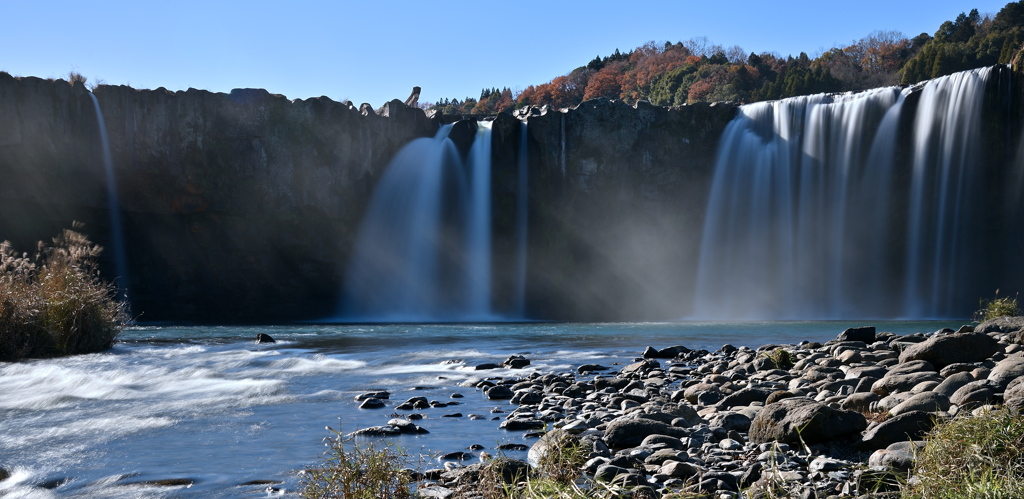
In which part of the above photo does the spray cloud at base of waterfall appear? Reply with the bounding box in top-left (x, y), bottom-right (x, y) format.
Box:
top-left (341, 122), bottom-right (507, 322)
top-left (693, 66), bottom-right (1008, 320)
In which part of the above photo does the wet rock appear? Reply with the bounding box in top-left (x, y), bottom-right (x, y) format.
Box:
top-left (749, 398), bottom-right (866, 445)
top-left (358, 397), bottom-right (386, 409)
top-left (475, 363), bottom-right (502, 370)
top-left (255, 333), bottom-right (275, 344)
top-left (350, 425), bottom-right (402, 437)
top-left (898, 331), bottom-right (1000, 369)
top-left (484, 385), bottom-right (514, 400)
top-left (396, 396), bottom-right (431, 410)
top-left (577, 364), bottom-right (608, 373)
top-left (355, 391), bottom-right (391, 401)
top-left (499, 418), bottom-right (545, 431)
top-left (503, 355), bottom-right (530, 369)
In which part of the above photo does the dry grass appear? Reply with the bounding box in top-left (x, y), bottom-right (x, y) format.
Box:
top-left (300, 425), bottom-right (413, 499)
top-left (0, 224), bottom-right (129, 361)
top-left (904, 408), bottom-right (1024, 498)
top-left (975, 291), bottom-right (1020, 322)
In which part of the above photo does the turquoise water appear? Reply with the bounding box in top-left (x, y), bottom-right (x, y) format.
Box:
top-left (0, 321), bottom-right (964, 497)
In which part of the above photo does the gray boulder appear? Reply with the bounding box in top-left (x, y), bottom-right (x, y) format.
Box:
top-left (974, 316), bottom-right (1024, 335)
top-left (988, 356), bottom-right (1024, 390)
top-left (933, 371), bottom-right (975, 399)
top-left (857, 411), bottom-right (936, 450)
top-left (889, 392), bottom-right (950, 416)
top-left (950, 380), bottom-right (998, 410)
top-left (604, 417), bottom-right (687, 449)
top-left (749, 398), bottom-right (866, 445)
top-left (898, 332), bottom-right (1000, 369)
top-left (838, 326), bottom-right (876, 343)
top-left (872, 372), bottom-right (942, 396)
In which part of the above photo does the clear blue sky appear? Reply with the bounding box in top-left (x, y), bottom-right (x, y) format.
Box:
top-left (0, 1), bottom-right (1012, 106)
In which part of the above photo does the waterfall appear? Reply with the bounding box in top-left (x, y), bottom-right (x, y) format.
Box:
top-left (694, 66), bottom-right (1000, 320)
top-left (342, 123), bottom-right (498, 322)
top-left (465, 122), bottom-right (493, 317)
top-left (88, 92), bottom-right (129, 297)
top-left (515, 121), bottom-right (529, 318)
top-left (904, 67), bottom-right (992, 317)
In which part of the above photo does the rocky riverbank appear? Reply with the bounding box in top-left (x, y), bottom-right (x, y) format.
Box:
top-left (349, 317), bottom-right (1024, 498)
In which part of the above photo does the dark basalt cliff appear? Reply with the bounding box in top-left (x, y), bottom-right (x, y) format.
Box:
top-left (0, 73), bottom-right (740, 322)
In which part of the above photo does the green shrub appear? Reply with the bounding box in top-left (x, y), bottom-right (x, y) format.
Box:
top-left (300, 426), bottom-right (413, 499)
top-left (904, 408), bottom-right (1024, 498)
top-left (0, 224), bottom-right (129, 361)
top-left (975, 291), bottom-right (1020, 322)
top-left (760, 348), bottom-right (795, 370)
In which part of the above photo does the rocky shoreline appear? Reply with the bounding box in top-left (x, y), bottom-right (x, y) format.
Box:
top-left (349, 317), bottom-right (1024, 498)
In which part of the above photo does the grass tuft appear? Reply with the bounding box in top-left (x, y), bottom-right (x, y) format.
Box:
top-left (0, 224), bottom-right (129, 361)
top-left (300, 425), bottom-right (413, 499)
top-left (975, 290), bottom-right (1020, 322)
top-left (904, 408), bottom-right (1024, 498)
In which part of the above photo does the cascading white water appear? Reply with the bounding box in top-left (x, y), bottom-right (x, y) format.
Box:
top-left (465, 122), bottom-right (493, 317)
top-left (343, 125), bottom-right (462, 321)
top-left (904, 67), bottom-right (992, 317)
top-left (342, 122), bottom-right (498, 322)
top-left (694, 67), bottom-right (998, 320)
top-left (88, 92), bottom-right (129, 296)
top-left (515, 121), bottom-right (529, 318)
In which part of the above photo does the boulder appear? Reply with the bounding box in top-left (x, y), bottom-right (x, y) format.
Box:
top-left (503, 355), bottom-right (531, 369)
top-left (933, 371), bottom-right (975, 399)
top-left (485, 385), bottom-right (514, 400)
top-left (987, 356), bottom-right (1024, 390)
top-left (950, 380), bottom-right (998, 410)
top-left (619, 359), bottom-right (660, 377)
top-left (499, 418), bottom-right (545, 431)
top-left (658, 460), bottom-right (701, 479)
top-left (748, 398), bottom-right (867, 445)
top-left (898, 332), bottom-right (1000, 369)
top-left (527, 429), bottom-right (576, 465)
top-left (603, 417), bottom-right (687, 449)
top-left (255, 333), bottom-right (276, 344)
top-left (974, 316), bottom-right (1024, 335)
top-left (358, 397), bottom-right (386, 409)
top-left (872, 372), bottom-right (942, 396)
top-left (716, 387), bottom-right (775, 409)
top-left (857, 411), bottom-right (936, 450)
top-left (888, 392), bottom-right (950, 416)
top-left (838, 326), bottom-right (876, 343)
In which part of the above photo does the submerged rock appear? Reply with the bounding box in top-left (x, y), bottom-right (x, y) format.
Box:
top-left (255, 333), bottom-right (275, 344)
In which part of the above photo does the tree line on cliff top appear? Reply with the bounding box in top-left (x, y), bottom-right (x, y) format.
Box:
top-left (425, 0), bottom-right (1024, 115)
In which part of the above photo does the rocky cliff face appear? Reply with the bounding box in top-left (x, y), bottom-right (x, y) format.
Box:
top-left (0, 73), bottom-right (740, 322)
top-left (0, 74), bottom-right (437, 321)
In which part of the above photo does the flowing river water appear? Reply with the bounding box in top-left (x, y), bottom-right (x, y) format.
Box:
top-left (0, 321), bottom-right (962, 498)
